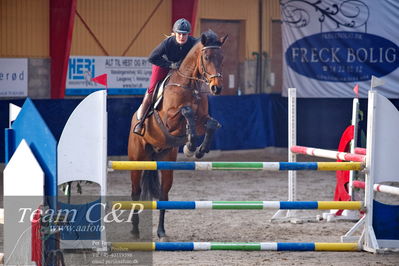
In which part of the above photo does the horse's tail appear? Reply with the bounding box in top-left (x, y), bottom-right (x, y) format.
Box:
top-left (140, 170), bottom-right (160, 200)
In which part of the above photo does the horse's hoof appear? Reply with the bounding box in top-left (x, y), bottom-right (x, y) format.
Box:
top-left (157, 229), bottom-right (167, 241)
top-left (183, 145), bottom-right (194, 157)
top-left (130, 230), bottom-right (140, 239)
top-left (158, 236), bottom-right (169, 242)
top-left (195, 150), bottom-right (205, 159)
top-left (195, 149), bottom-right (205, 159)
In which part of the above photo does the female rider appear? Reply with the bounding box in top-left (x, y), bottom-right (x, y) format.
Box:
top-left (134, 18), bottom-right (198, 135)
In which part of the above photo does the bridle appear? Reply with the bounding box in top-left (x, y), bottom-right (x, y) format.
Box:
top-left (200, 46), bottom-right (223, 84)
top-left (176, 45), bottom-right (223, 86)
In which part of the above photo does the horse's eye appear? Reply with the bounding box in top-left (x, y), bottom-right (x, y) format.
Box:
top-left (205, 56), bottom-right (209, 60)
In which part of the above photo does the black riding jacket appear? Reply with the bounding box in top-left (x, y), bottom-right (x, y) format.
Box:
top-left (148, 35), bottom-right (198, 68)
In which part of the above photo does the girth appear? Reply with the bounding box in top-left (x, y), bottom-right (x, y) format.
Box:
top-left (153, 110), bottom-right (187, 147)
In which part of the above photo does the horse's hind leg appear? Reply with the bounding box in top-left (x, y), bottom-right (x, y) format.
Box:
top-left (157, 170), bottom-right (172, 239)
top-left (181, 106), bottom-right (197, 157)
top-left (130, 170), bottom-right (142, 239)
top-left (195, 117), bottom-right (221, 159)
top-left (157, 148), bottom-right (178, 240)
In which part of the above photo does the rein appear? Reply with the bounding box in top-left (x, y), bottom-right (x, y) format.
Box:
top-left (175, 45), bottom-right (222, 86)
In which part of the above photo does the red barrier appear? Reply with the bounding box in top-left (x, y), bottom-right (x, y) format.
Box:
top-left (333, 125), bottom-right (354, 216)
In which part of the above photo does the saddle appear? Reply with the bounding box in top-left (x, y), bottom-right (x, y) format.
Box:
top-left (150, 73), bottom-right (172, 114)
top-left (133, 73), bottom-right (171, 136)
top-left (145, 73), bottom-right (187, 147)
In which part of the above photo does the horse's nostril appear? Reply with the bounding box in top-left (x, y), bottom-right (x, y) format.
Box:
top-left (211, 85), bottom-right (222, 94)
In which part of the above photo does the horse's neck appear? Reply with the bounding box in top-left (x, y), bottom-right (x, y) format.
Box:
top-left (177, 47), bottom-right (200, 80)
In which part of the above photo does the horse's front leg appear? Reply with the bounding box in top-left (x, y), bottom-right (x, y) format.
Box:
top-left (181, 106), bottom-right (198, 157)
top-left (195, 117), bottom-right (221, 159)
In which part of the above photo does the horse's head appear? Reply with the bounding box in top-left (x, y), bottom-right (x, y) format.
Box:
top-left (199, 30), bottom-right (228, 95)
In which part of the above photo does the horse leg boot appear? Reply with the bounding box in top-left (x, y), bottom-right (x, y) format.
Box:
top-left (181, 106), bottom-right (197, 157)
top-left (195, 117), bottom-right (221, 159)
top-left (133, 92), bottom-right (153, 135)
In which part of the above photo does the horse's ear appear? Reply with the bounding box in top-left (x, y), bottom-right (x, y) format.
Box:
top-left (220, 34), bottom-right (228, 46)
top-left (201, 33), bottom-right (208, 45)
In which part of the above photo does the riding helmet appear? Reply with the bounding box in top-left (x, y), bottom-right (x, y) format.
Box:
top-left (173, 18), bottom-right (191, 34)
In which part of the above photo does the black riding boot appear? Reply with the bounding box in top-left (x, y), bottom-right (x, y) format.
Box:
top-left (133, 92), bottom-right (153, 135)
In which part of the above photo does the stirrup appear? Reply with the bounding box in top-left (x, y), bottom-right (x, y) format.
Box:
top-left (133, 120), bottom-right (145, 136)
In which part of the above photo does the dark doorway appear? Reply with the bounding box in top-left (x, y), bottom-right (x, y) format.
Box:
top-left (270, 19), bottom-right (283, 93)
top-left (201, 19), bottom-right (242, 95)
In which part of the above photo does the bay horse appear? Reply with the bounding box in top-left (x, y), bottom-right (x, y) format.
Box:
top-left (127, 30), bottom-right (227, 240)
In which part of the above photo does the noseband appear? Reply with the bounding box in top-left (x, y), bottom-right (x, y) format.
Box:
top-left (200, 46), bottom-right (223, 84)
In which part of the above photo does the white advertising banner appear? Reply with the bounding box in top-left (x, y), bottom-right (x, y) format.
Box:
top-left (0, 58), bottom-right (28, 97)
top-left (280, 0), bottom-right (399, 98)
top-left (66, 56), bottom-right (152, 96)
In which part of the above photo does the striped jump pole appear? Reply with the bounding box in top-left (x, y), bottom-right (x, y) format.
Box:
top-left (290, 146), bottom-right (365, 162)
top-left (354, 148), bottom-right (367, 155)
top-left (110, 242), bottom-right (360, 252)
top-left (109, 161), bottom-right (364, 171)
top-left (353, 181), bottom-right (399, 196)
top-left (112, 201), bottom-right (363, 210)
